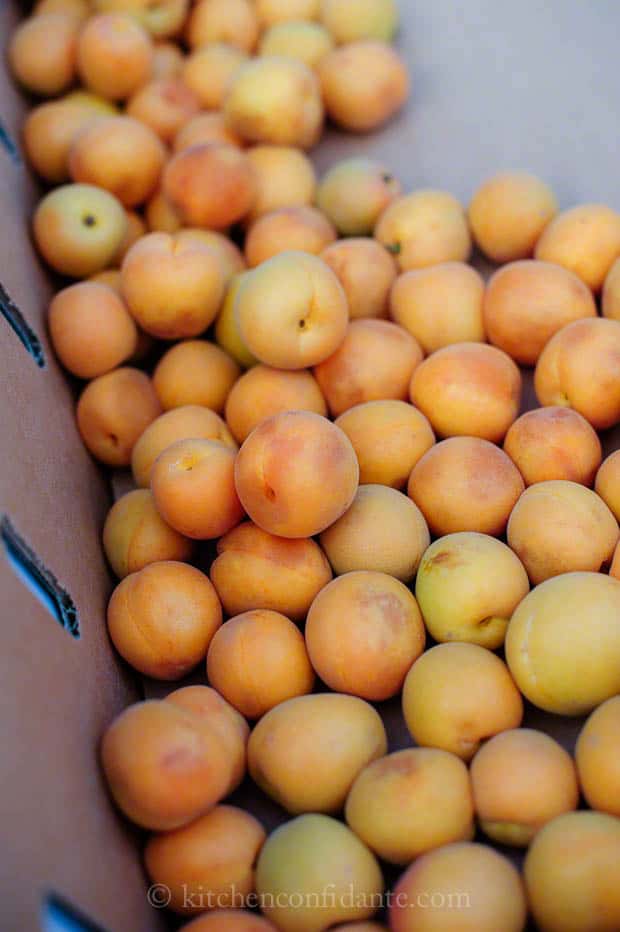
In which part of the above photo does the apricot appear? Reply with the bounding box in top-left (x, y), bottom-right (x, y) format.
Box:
top-left (48, 281), bottom-right (137, 379)
top-left (315, 319), bottom-right (423, 417)
top-left (259, 21), bottom-right (333, 68)
top-left (535, 318), bottom-right (620, 428)
top-left (153, 341), bottom-right (240, 413)
top-left (336, 400), bottom-right (435, 489)
top-left (524, 811), bottom-right (620, 932)
top-left (166, 684), bottom-right (249, 794)
top-left (505, 572), bottom-right (620, 715)
top-left (22, 98), bottom-right (103, 184)
top-left (224, 57), bottom-right (324, 149)
top-left (107, 561), bottom-right (222, 679)
top-left (483, 260), bottom-right (597, 366)
top-left (319, 486), bottom-right (429, 582)
top-left (610, 540), bottom-right (620, 580)
top-left (131, 405), bottom-right (236, 487)
top-left (151, 40), bottom-right (185, 78)
top-left (33, 183), bottom-right (127, 278)
top-left (389, 262), bottom-right (485, 353)
top-left (207, 610), bottom-right (315, 718)
top-left (305, 570), bottom-right (425, 700)
top-left (602, 257), bottom-right (620, 320)
top-left (471, 729), bottom-right (578, 847)
top-left (146, 187), bottom-right (183, 233)
top-left (507, 480), bottom-right (619, 584)
top-left (256, 814), bottom-right (383, 932)
top-left (112, 210), bottom-right (148, 266)
top-left (100, 699), bottom-right (233, 830)
top-left (415, 532), bottom-right (529, 650)
top-left (151, 438), bottom-right (243, 539)
top-left (410, 342), bottom-right (521, 443)
top-left (179, 913), bottom-right (277, 932)
top-left (390, 842), bottom-right (527, 932)
top-left (210, 521), bottom-right (332, 621)
top-left (174, 112), bottom-right (244, 152)
top-left (145, 805), bottom-right (266, 915)
top-left (182, 44), bottom-right (248, 111)
top-left (468, 172), bottom-right (557, 263)
top-left (376, 190), bottom-right (471, 272)
top-left (248, 693), bottom-right (387, 814)
top-left (187, 0), bottom-right (258, 52)
top-left (317, 158), bottom-right (402, 236)
top-left (321, 239), bottom-right (397, 320)
top-left (89, 269), bottom-right (123, 292)
top-left (175, 230), bottom-right (246, 287)
top-left (595, 450), bottom-right (620, 520)
top-left (345, 748), bottom-right (473, 865)
top-left (8, 12), bottom-right (78, 96)
top-left (103, 489), bottom-right (193, 578)
top-left (535, 203), bottom-right (620, 291)
top-left (235, 252), bottom-right (348, 369)
top-left (35, 0), bottom-right (90, 20)
top-left (255, 0), bottom-right (320, 26)
top-left (234, 411), bottom-right (358, 538)
top-left (93, 0), bottom-right (188, 38)
top-left (77, 13), bottom-right (153, 100)
top-left (127, 78), bottom-right (201, 143)
top-left (163, 143), bottom-right (256, 230)
top-left (318, 40), bottom-right (408, 132)
top-left (402, 642), bottom-right (523, 761)
top-left (120, 232), bottom-right (225, 339)
top-left (245, 207), bottom-right (336, 267)
top-left (408, 437), bottom-right (524, 537)
top-left (575, 696), bottom-right (620, 817)
top-left (505, 407), bottom-right (602, 486)
top-left (76, 367), bottom-right (161, 466)
top-left (214, 274), bottom-right (258, 369)
top-left (68, 116), bottom-right (165, 208)
top-left (225, 365), bottom-right (327, 444)
top-left (245, 146), bottom-right (316, 224)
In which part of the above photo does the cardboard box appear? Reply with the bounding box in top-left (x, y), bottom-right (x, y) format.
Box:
top-left (2, 2), bottom-right (620, 930)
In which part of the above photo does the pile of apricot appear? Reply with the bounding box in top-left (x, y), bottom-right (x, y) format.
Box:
top-left (9, 0), bottom-right (620, 930)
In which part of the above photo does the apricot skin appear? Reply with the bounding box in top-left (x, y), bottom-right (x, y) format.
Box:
top-left (595, 450), bottom-right (620, 521)
top-left (317, 158), bottom-right (402, 236)
top-left (245, 145), bottom-right (316, 224)
top-left (76, 13), bottom-right (153, 101)
top-left (174, 112), bottom-right (244, 152)
top-left (535, 203), bottom-right (620, 291)
top-left (244, 206), bottom-right (337, 267)
top-left (321, 0), bottom-right (399, 43)
top-left (504, 407), bottom-right (602, 487)
top-left (153, 340), bottom-right (240, 414)
top-left (259, 21), bottom-right (333, 68)
top-left (375, 190), bottom-right (472, 272)
top-left (602, 257), bottom-right (620, 320)
top-left (248, 694), bottom-right (387, 814)
top-left (76, 367), bottom-right (161, 467)
top-left (575, 696), bottom-right (620, 817)
top-left (103, 489), bottom-right (193, 578)
top-left (179, 913), bottom-right (276, 932)
top-left (8, 12), bottom-right (78, 96)
top-left (181, 44), bottom-right (248, 112)
top-left (127, 78), bottom-right (201, 144)
top-left (306, 570), bottom-right (426, 701)
top-left (210, 521), bottom-right (332, 622)
top-left (234, 411), bottom-right (359, 539)
top-left (186, 0), bottom-right (259, 52)
top-left (23, 98), bottom-right (103, 184)
top-left (321, 238), bottom-right (397, 320)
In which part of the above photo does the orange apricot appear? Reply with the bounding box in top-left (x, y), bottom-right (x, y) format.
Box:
top-left (145, 187), bottom-right (183, 233)
top-left (595, 450), bottom-right (620, 521)
top-left (127, 78), bottom-right (201, 143)
top-left (179, 912), bottom-right (277, 932)
top-left (186, 0), bottom-right (259, 52)
top-left (255, 0), bottom-right (320, 26)
top-left (321, 0), bottom-right (399, 43)
top-left (112, 210), bottom-right (148, 266)
top-left (173, 112), bottom-right (244, 152)
top-left (575, 696), bottom-right (620, 818)
top-left (92, 0), bottom-right (189, 38)
top-left (317, 157), bottom-right (402, 236)
top-left (77, 13), bottom-right (153, 100)
top-left (22, 98), bottom-right (102, 184)
top-left (375, 190), bottom-right (472, 272)
top-left (151, 40), bottom-right (185, 78)
top-left (8, 12), bottom-right (78, 96)
top-left (245, 145), bottom-right (316, 224)
top-left (214, 273), bottom-right (257, 368)
top-left (321, 238), bottom-right (397, 319)
top-left (504, 407), bottom-right (602, 486)
top-left (602, 257), bottom-right (620, 320)
top-left (181, 44), bottom-right (248, 111)
top-left (535, 203), bottom-right (620, 291)
top-left (244, 206), bottom-right (337, 267)
top-left (153, 340), bottom-right (240, 413)
top-left (259, 20), bottom-right (333, 68)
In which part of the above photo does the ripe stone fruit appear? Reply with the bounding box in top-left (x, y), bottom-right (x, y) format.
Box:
top-left (409, 342), bottom-right (521, 443)
top-left (505, 572), bottom-right (620, 715)
top-left (248, 693), bottom-right (387, 814)
top-left (151, 438), bottom-right (243, 540)
top-left (258, 20), bottom-right (333, 68)
top-left (23, 96), bottom-right (112, 184)
top-left (470, 729), bottom-right (579, 846)
top-left (390, 842), bottom-right (527, 932)
top-left (144, 805), bottom-right (266, 915)
top-left (153, 340), bottom-right (240, 414)
top-left (321, 238), bottom-right (398, 320)
top-left (255, 0), bottom-right (320, 26)
top-left (214, 274), bottom-right (257, 369)
top-left (504, 407), bottom-right (602, 487)
top-left (415, 532), bottom-right (529, 649)
top-left (321, 0), bottom-right (399, 43)
top-left (92, 0), bottom-right (189, 38)
top-left (402, 642), bottom-right (523, 761)
top-left (524, 811), bottom-right (620, 932)
top-left (206, 609), bottom-right (315, 718)
top-left (48, 281), bottom-right (137, 379)
top-left (507, 480), bottom-right (618, 584)
top-left (345, 748), bottom-right (474, 865)
top-left (76, 367), bottom-right (161, 466)
top-left (186, 0), bottom-right (259, 52)
top-left (244, 206), bottom-right (337, 267)
top-left (319, 485), bottom-right (430, 582)
top-left (103, 488), bottom-right (193, 578)
top-left (107, 561), bottom-right (222, 680)
top-left (575, 696), bottom-right (620, 818)
top-left (375, 190), bottom-right (471, 272)
top-left (101, 699), bottom-right (235, 831)
top-left (595, 450), bottom-right (620, 521)
top-left (174, 229), bottom-right (246, 287)
top-left (181, 44), bottom-right (248, 112)
top-left (120, 232), bottom-right (225, 339)
top-left (76, 13), bottom-right (153, 101)
top-left (245, 145), bottom-right (317, 224)
top-left (8, 12), bottom-right (79, 96)
top-left (127, 78), bottom-right (201, 144)
top-left (317, 158), bottom-right (402, 236)
top-left (234, 411), bottom-right (358, 538)
top-left (535, 203), bottom-right (620, 291)
top-left (235, 252), bottom-right (348, 369)
top-left (602, 256), bottom-right (620, 320)
top-left (179, 912), bottom-right (276, 932)
top-left (305, 570), bottom-right (426, 700)
top-left (256, 814), bottom-right (384, 932)
top-left (33, 183), bottom-right (127, 277)
top-left (209, 521), bottom-right (332, 622)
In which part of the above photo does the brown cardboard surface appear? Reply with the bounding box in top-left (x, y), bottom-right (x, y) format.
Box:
top-left (2, 1), bottom-right (620, 931)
